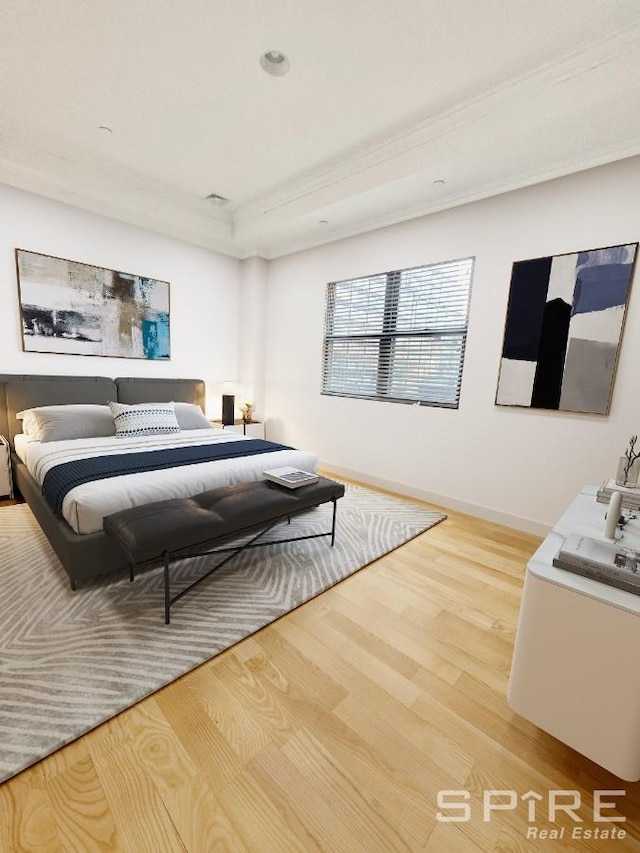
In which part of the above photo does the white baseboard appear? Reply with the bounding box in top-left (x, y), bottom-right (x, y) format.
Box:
top-left (319, 460), bottom-right (551, 538)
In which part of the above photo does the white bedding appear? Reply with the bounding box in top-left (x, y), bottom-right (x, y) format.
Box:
top-left (15, 429), bottom-right (318, 535)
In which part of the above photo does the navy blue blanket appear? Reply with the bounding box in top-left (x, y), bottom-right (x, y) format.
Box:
top-left (42, 439), bottom-right (292, 515)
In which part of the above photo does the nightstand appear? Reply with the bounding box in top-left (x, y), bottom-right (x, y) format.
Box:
top-left (210, 419), bottom-right (265, 440)
top-left (0, 436), bottom-right (14, 499)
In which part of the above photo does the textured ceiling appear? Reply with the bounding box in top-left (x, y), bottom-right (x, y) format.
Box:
top-left (1, 0), bottom-right (640, 258)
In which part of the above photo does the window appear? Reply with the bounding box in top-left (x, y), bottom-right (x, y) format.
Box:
top-left (321, 257), bottom-right (473, 408)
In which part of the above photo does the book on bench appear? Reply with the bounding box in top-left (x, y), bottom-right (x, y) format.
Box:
top-left (263, 466), bottom-right (319, 489)
top-left (552, 532), bottom-right (640, 596)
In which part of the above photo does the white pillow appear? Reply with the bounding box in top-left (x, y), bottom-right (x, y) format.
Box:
top-left (16, 409), bottom-right (41, 439)
top-left (109, 401), bottom-right (181, 438)
top-left (17, 405), bottom-right (116, 442)
top-left (174, 402), bottom-right (211, 430)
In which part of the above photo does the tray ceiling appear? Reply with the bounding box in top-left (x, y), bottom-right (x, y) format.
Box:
top-left (1, 0), bottom-right (640, 258)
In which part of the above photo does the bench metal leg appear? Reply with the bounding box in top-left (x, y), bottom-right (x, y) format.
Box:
top-left (331, 498), bottom-right (337, 546)
top-left (155, 499), bottom-right (342, 624)
top-left (164, 551), bottom-right (171, 624)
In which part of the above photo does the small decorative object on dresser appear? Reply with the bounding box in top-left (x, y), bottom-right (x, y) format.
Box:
top-left (603, 489), bottom-right (624, 540)
top-left (615, 434), bottom-right (640, 487)
top-left (0, 436), bottom-right (14, 498)
top-left (240, 401), bottom-right (254, 423)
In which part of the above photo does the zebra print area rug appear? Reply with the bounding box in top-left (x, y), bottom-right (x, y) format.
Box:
top-left (0, 483), bottom-right (445, 784)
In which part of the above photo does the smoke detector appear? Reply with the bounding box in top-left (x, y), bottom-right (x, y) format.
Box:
top-left (260, 50), bottom-right (290, 77)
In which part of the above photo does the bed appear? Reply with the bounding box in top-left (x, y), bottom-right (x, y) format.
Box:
top-left (0, 374), bottom-right (317, 586)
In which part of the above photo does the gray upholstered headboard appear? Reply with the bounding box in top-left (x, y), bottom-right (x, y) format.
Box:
top-left (115, 377), bottom-right (205, 408)
top-left (0, 375), bottom-right (205, 442)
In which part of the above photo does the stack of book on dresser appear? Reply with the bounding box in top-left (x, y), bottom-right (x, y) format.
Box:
top-left (596, 479), bottom-right (640, 509)
top-left (553, 532), bottom-right (640, 596)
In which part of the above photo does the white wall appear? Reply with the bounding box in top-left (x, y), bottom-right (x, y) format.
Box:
top-left (264, 157), bottom-right (640, 533)
top-left (0, 183), bottom-right (241, 417)
top-left (238, 256), bottom-right (269, 420)
top-left (4, 163), bottom-right (640, 533)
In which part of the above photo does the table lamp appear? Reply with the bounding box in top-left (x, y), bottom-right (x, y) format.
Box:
top-left (221, 393), bottom-right (235, 426)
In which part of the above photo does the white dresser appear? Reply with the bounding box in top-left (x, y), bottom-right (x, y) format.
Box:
top-left (508, 486), bottom-right (640, 781)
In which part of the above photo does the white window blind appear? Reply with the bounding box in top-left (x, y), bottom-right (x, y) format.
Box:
top-left (322, 257), bottom-right (474, 407)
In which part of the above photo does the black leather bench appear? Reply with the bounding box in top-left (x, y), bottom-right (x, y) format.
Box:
top-left (104, 476), bottom-right (345, 623)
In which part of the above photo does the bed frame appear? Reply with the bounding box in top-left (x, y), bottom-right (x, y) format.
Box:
top-left (0, 374), bottom-right (205, 587)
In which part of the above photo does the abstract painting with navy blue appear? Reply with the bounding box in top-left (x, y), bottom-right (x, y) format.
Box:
top-left (496, 243), bottom-right (637, 414)
top-left (17, 249), bottom-right (170, 361)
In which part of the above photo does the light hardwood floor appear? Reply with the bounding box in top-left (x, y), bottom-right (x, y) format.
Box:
top-left (1, 485), bottom-right (640, 852)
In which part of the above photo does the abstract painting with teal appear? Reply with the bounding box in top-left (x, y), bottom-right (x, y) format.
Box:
top-left (17, 250), bottom-right (171, 360)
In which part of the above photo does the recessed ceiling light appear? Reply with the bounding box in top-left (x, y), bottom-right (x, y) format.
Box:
top-left (260, 50), bottom-right (290, 77)
top-left (98, 125), bottom-right (113, 135)
top-left (433, 179), bottom-right (446, 188)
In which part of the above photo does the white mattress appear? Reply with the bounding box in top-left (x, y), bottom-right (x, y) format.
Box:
top-left (16, 429), bottom-right (318, 535)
